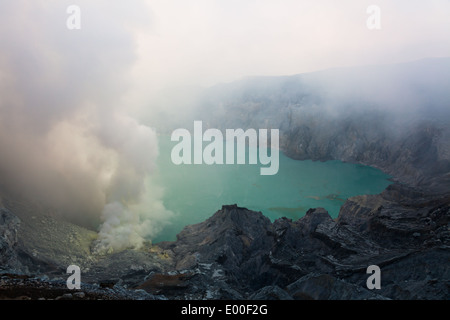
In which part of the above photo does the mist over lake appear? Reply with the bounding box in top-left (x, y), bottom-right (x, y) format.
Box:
top-left (152, 136), bottom-right (392, 242)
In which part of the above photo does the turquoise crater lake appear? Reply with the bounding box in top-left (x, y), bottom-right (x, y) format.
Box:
top-left (151, 136), bottom-right (392, 243)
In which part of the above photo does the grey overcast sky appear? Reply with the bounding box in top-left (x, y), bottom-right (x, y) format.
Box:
top-left (131, 0), bottom-right (450, 106)
top-left (133, 0), bottom-right (450, 87)
top-left (1, 0), bottom-right (449, 104)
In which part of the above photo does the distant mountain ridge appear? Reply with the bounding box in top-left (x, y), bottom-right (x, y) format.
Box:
top-left (185, 57), bottom-right (450, 192)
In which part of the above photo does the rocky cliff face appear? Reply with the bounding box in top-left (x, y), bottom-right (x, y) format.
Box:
top-left (281, 118), bottom-right (450, 192)
top-left (190, 58), bottom-right (450, 192)
top-left (152, 191), bottom-right (449, 300)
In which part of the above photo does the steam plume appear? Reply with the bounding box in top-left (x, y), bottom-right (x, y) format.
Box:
top-left (0, 0), bottom-right (172, 252)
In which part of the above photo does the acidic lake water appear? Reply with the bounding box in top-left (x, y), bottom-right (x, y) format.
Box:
top-left (152, 136), bottom-right (392, 243)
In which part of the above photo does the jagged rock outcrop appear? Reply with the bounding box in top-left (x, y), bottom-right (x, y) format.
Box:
top-left (153, 188), bottom-right (449, 299)
top-left (1, 184), bottom-right (449, 300)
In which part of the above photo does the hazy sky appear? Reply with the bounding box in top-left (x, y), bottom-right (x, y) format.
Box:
top-left (132, 0), bottom-right (450, 90)
top-left (1, 1), bottom-right (449, 105)
top-left (123, 0), bottom-right (450, 115)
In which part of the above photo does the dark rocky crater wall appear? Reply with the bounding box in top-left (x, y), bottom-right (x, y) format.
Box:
top-left (190, 58), bottom-right (450, 193)
top-left (0, 58), bottom-right (449, 300)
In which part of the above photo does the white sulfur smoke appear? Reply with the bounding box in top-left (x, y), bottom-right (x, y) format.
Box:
top-left (92, 113), bottom-right (174, 253)
top-left (0, 0), bottom-right (174, 253)
top-left (95, 180), bottom-right (174, 253)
